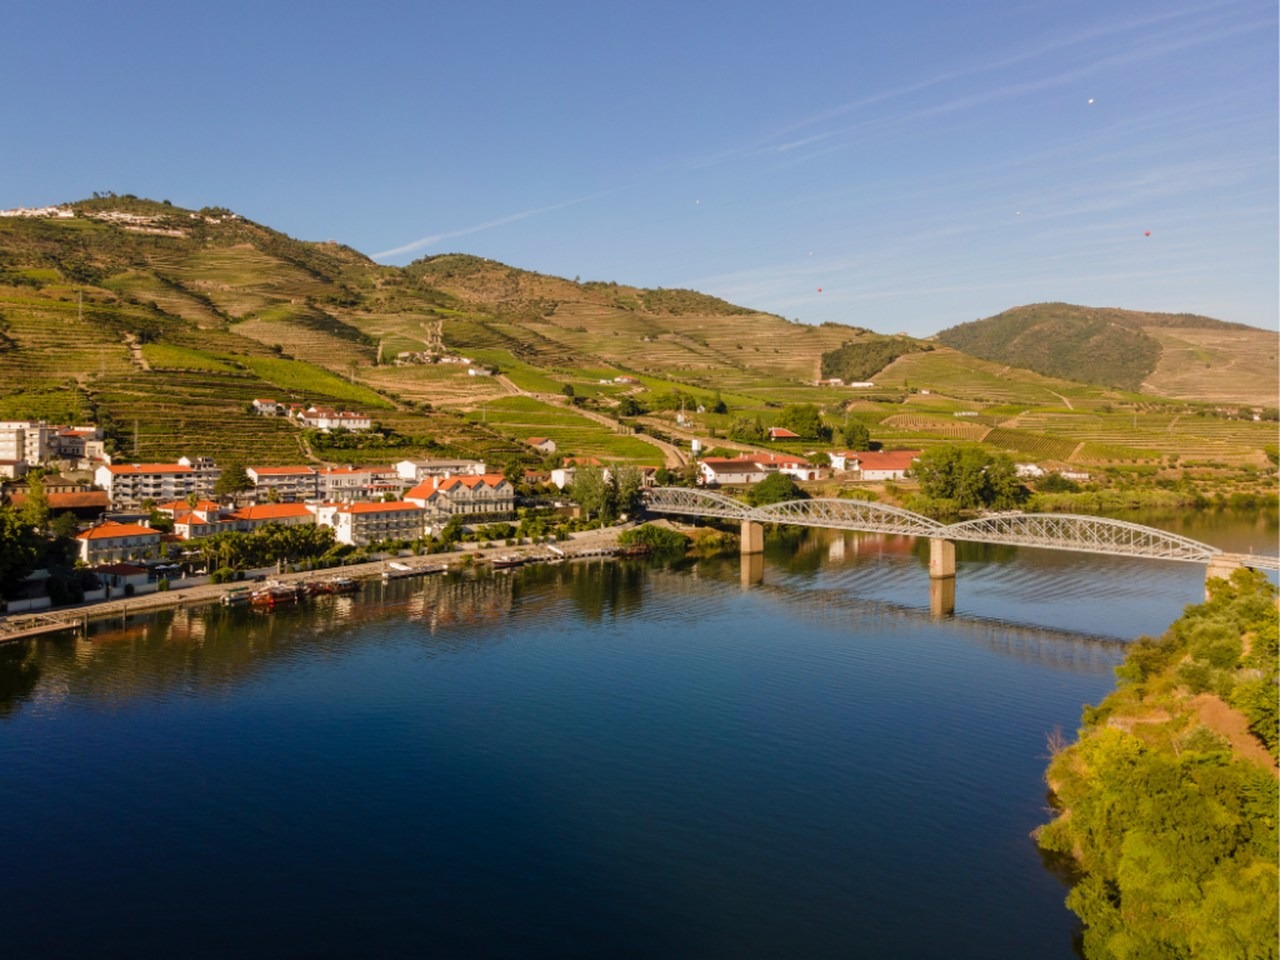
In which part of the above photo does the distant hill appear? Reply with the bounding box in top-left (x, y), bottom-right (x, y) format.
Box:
top-left (935, 303), bottom-right (1276, 403)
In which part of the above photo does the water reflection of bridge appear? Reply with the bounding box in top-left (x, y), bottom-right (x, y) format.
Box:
top-left (645, 561), bottom-right (1128, 674)
top-left (645, 488), bottom-right (1278, 613)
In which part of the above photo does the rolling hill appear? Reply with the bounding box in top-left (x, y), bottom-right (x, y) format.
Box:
top-left (0, 196), bottom-right (1274, 473)
top-left (935, 303), bottom-right (1277, 405)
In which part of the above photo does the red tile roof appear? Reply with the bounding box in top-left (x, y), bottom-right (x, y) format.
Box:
top-left (93, 563), bottom-right (148, 575)
top-left (9, 491), bottom-right (109, 509)
top-left (232, 503), bottom-right (315, 521)
top-left (77, 521), bottom-right (159, 540)
top-left (156, 499), bottom-right (220, 513)
top-left (104, 463), bottom-right (194, 474)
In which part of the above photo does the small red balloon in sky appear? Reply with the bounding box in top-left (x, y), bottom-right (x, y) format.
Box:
top-left (817, 287), bottom-right (822, 293)
top-left (1144, 230), bottom-right (1151, 237)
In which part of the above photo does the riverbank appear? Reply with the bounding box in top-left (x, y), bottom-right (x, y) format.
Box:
top-left (0, 525), bottom-right (632, 643)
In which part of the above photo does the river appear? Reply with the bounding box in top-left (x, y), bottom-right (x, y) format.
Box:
top-left (0, 510), bottom-right (1273, 959)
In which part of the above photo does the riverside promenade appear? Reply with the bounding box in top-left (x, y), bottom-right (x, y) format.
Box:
top-left (0, 526), bottom-right (630, 644)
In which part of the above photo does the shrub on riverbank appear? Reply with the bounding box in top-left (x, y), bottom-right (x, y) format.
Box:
top-left (1037, 569), bottom-right (1279, 958)
top-left (617, 523), bottom-right (689, 553)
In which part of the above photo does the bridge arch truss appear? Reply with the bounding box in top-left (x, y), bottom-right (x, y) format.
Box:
top-left (642, 487), bottom-right (1249, 566)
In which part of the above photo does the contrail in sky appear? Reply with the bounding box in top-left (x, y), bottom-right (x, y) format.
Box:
top-left (373, 190), bottom-right (616, 261)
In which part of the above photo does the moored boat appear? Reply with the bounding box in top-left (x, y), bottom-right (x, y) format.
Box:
top-left (250, 582), bottom-right (304, 607)
top-left (311, 576), bottom-right (360, 595)
top-left (220, 586), bottom-right (253, 607)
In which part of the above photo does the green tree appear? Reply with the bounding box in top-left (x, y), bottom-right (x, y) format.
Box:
top-left (774, 404), bottom-right (831, 441)
top-left (19, 473), bottom-right (50, 534)
top-left (561, 383), bottom-right (575, 399)
top-left (614, 465), bottom-right (644, 517)
top-left (569, 466), bottom-right (616, 522)
top-left (727, 417), bottom-right (765, 442)
top-left (747, 472), bottom-right (806, 506)
top-left (914, 445), bottom-right (1025, 510)
top-left (0, 506), bottom-right (42, 595)
top-left (840, 420), bottom-right (872, 451)
top-left (214, 461), bottom-right (251, 499)
top-left (502, 458), bottom-right (526, 487)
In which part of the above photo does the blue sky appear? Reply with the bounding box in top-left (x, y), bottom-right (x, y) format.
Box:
top-left (4, 0), bottom-right (1276, 335)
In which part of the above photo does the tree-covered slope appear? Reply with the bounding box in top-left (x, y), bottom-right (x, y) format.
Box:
top-left (1037, 569), bottom-right (1278, 959)
top-left (935, 302), bottom-right (1270, 394)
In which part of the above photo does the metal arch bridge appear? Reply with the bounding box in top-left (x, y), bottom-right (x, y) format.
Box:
top-left (643, 487), bottom-right (1280, 569)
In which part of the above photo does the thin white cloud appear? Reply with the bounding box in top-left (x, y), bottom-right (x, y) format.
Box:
top-left (372, 190), bottom-right (617, 261)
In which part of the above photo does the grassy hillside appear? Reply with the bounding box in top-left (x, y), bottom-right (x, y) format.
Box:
top-left (935, 303), bottom-right (1276, 402)
top-left (0, 198), bottom-right (1274, 481)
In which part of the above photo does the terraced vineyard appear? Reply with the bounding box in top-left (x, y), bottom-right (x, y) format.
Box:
top-left (878, 414), bottom-right (991, 442)
top-left (88, 370), bottom-right (308, 463)
top-left (1012, 411), bottom-right (1274, 464)
top-left (459, 395), bottom-right (661, 465)
top-left (0, 200), bottom-right (1273, 482)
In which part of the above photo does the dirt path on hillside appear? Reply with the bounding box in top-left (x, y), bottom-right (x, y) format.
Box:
top-left (123, 333), bottom-right (150, 371)
top-left (1189, 692), bottom-right (1278, 776)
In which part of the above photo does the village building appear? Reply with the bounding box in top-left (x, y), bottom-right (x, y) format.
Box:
top-left (229, 502), bottom-right (318, 533)
top-left (91, 562), bottom-right (153, 596)
top-left (95, 459), bottom-right (221, 508)
top-left (76, 520), bottom-right (163, 565)
top-left (698, 453), bottom-right (822, 486)
top-left (311, 501), bottom-right (425, 546)
top-left (767, 427), bottom-right (800, 441)
top-left (152, 499), bottom-right (233, 540)
top-left (252, 399), bottom-right (284, 416)
top-left (404, 474), bottom-right (515, 521)
top-left (526, 437), bottom-right (556, 454)
top-left (6, 489), bottom-right (110, 522)
top-left (393, 459), bottom-right (487, 483)
top-left (550, 457), bottom-right (605, 490)
top-left (316, 465), bottom-right (402, 501)
top-left (828, 450), bottom-right (920, 480)
top-left (247, 465), bottom-right (320, 501)
top-left (293, 406), bottom-right (372, 432)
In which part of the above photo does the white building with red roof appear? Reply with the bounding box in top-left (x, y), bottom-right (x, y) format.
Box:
top-left (295, 406), bottom-right (372, 432)
top-left (698, 453), bottom-right (822, 486)
top-left (312, 500), bottom-right (424, 546)
top-left (247, 465), bottom-right (319, 501)
top-left (830, 450), bottom-right (920, 480)
top-left (404, 474), bottom-right (515, 520)
top-left (316, 465), bottom-right (401, 501)
top-left (76, 520), bottom-right (163, 564)
top-left (95, 461), bottom-right (217, 507)
top-left (230, 502), bottom-right (318, 532)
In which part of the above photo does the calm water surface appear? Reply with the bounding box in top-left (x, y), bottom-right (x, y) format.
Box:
top-left (0, 512), bottom-right (1273, 959)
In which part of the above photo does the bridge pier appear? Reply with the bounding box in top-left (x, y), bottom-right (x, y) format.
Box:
top-left (741, 521), bottom-right (764, 555)
top-left (740, 552), bottom-right (764, 587)
top-left (929, 538), bottom-right (956, 579)
top-left (1205, 556), bottom-right (1242, 600)
top-left (930, 577), bottom-right (956, 617)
